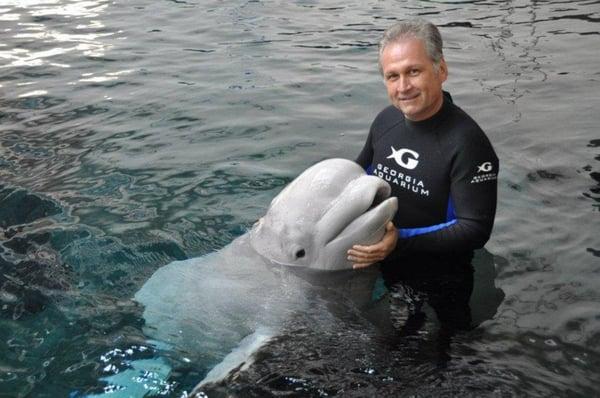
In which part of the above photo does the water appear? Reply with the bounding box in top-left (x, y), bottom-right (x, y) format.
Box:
top-left (1, 0), bottom-right (599, 396)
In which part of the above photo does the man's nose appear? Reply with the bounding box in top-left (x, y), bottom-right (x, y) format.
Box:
top-left (396, 75), bottom-right (412, 93)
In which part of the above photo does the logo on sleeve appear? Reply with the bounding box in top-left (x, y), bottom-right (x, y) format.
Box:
top-left (387, 147), bottom-right (420, 170)
top-left (471, 161), bottom-right (497, 183)
top-left (477, 162), bottom-right (493, 173)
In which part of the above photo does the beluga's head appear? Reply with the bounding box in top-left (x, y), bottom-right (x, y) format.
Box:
top-left (249, 158), bottom-right (398, 270)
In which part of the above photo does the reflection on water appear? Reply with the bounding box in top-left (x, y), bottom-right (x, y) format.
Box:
top-left (473, 1), bottom-right (547, 122)
top-left (584, 139), bottom-right (600, 214)
top-left (196, 251), bottom-right (506, 398)
top-left (377, 249), bottom-right (504, 366)
top-left (1, 0), bottom-right (599, 396)
top-left (0, 0), bottom-right (113, 72)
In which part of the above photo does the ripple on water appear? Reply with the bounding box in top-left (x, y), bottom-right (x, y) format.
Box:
top-left (582, 139), bottom-right (600, 212)
top-left (1, 0), bottom-right (600, 396)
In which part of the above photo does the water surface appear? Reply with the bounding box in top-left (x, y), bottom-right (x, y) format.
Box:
top-left (1, 0), bottom-right (599, 396)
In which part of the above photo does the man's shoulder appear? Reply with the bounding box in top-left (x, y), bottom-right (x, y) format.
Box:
top-left (444, 102), bottom-right (497, 158)
top-left (371, 105), bottom-right (404, 136)
top-left (445, 101), bottom-right (487, 139)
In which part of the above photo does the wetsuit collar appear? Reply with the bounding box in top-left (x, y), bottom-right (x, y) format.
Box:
top-left (404, 91), bottom-right (452, 132)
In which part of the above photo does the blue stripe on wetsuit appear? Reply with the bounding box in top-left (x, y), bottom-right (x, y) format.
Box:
top-left (365, 163), bottom-right (457, 238)
top-left (398, 197), bottom-right (457, 238)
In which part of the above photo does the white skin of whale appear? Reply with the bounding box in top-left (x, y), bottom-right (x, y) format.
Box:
top-left (134, 158), bottom-right (398, 392)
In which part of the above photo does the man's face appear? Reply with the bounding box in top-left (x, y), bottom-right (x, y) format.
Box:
top-left (380, 38), bottom-right (447, 122)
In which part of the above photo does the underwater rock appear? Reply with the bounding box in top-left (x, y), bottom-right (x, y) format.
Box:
top-left (0, 184), bottom-right (69, 319)
top-left (0, 256), bottom-right (72, 319)
top-left (0, 184), bottom-right (62, 229)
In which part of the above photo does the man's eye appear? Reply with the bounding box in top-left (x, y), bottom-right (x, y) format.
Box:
top-left (409, 69), bottom-right (420, 76)
top-left (385, 74), bottom-right (398, 81)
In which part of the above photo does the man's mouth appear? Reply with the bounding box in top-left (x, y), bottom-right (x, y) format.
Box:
top-left (398, 93), bottom-right (419, 101)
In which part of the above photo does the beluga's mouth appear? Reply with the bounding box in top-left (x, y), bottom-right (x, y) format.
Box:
top-left (317, 173), bottom-right (397, 249)
top-left (365, 181), bottom-right (392, 213)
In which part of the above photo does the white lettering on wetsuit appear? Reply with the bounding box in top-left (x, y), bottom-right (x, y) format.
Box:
top-left (471, 161), bottom-right (498, 184)
top-left (375, 163), bottom-right (430, 196)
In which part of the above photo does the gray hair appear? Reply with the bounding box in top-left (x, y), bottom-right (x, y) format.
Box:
top-left (378, 19), bottom-right (444, 73)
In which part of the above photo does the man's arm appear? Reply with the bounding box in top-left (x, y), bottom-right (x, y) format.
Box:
top-left (398, 127), bottom-right (498, 255)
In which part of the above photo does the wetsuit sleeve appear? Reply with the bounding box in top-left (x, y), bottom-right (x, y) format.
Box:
top-left (394, 127), bottom-right (498, 255)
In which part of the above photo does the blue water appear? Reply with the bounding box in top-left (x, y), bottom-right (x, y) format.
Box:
top-left (1, 0), bottom-right (599, 396)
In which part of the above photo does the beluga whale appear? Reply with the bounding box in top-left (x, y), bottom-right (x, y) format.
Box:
top-left (129, 158), bottom-right (398, 395)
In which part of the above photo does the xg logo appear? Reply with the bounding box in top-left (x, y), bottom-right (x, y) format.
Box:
top-left (387, 147), bottom-right (420, 170)
top-left (477, 162), bottom-right (493, 173)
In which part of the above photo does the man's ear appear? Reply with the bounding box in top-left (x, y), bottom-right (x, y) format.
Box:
top-left (438, 58), bottom-right (448, 82)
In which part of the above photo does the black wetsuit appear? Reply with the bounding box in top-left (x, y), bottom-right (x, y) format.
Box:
top-left (356, 94), bottom-right (498, 264)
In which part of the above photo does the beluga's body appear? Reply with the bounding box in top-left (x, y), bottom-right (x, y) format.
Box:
top-left (132, 158), bottom-right (397, 393)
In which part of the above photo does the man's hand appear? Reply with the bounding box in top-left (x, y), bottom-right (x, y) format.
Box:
top-left (347, 222), bottom-right (398, 269)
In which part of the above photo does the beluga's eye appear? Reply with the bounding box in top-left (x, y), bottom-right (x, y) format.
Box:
top-left (295, 249), bottom-right (306, 259)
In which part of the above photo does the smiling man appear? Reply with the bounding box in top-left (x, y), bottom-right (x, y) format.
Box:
top-left (349, 19), bottom-right (499, 271)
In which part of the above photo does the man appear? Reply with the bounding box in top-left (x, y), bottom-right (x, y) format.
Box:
top-left (348, 19), bottom-right (498, 270)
